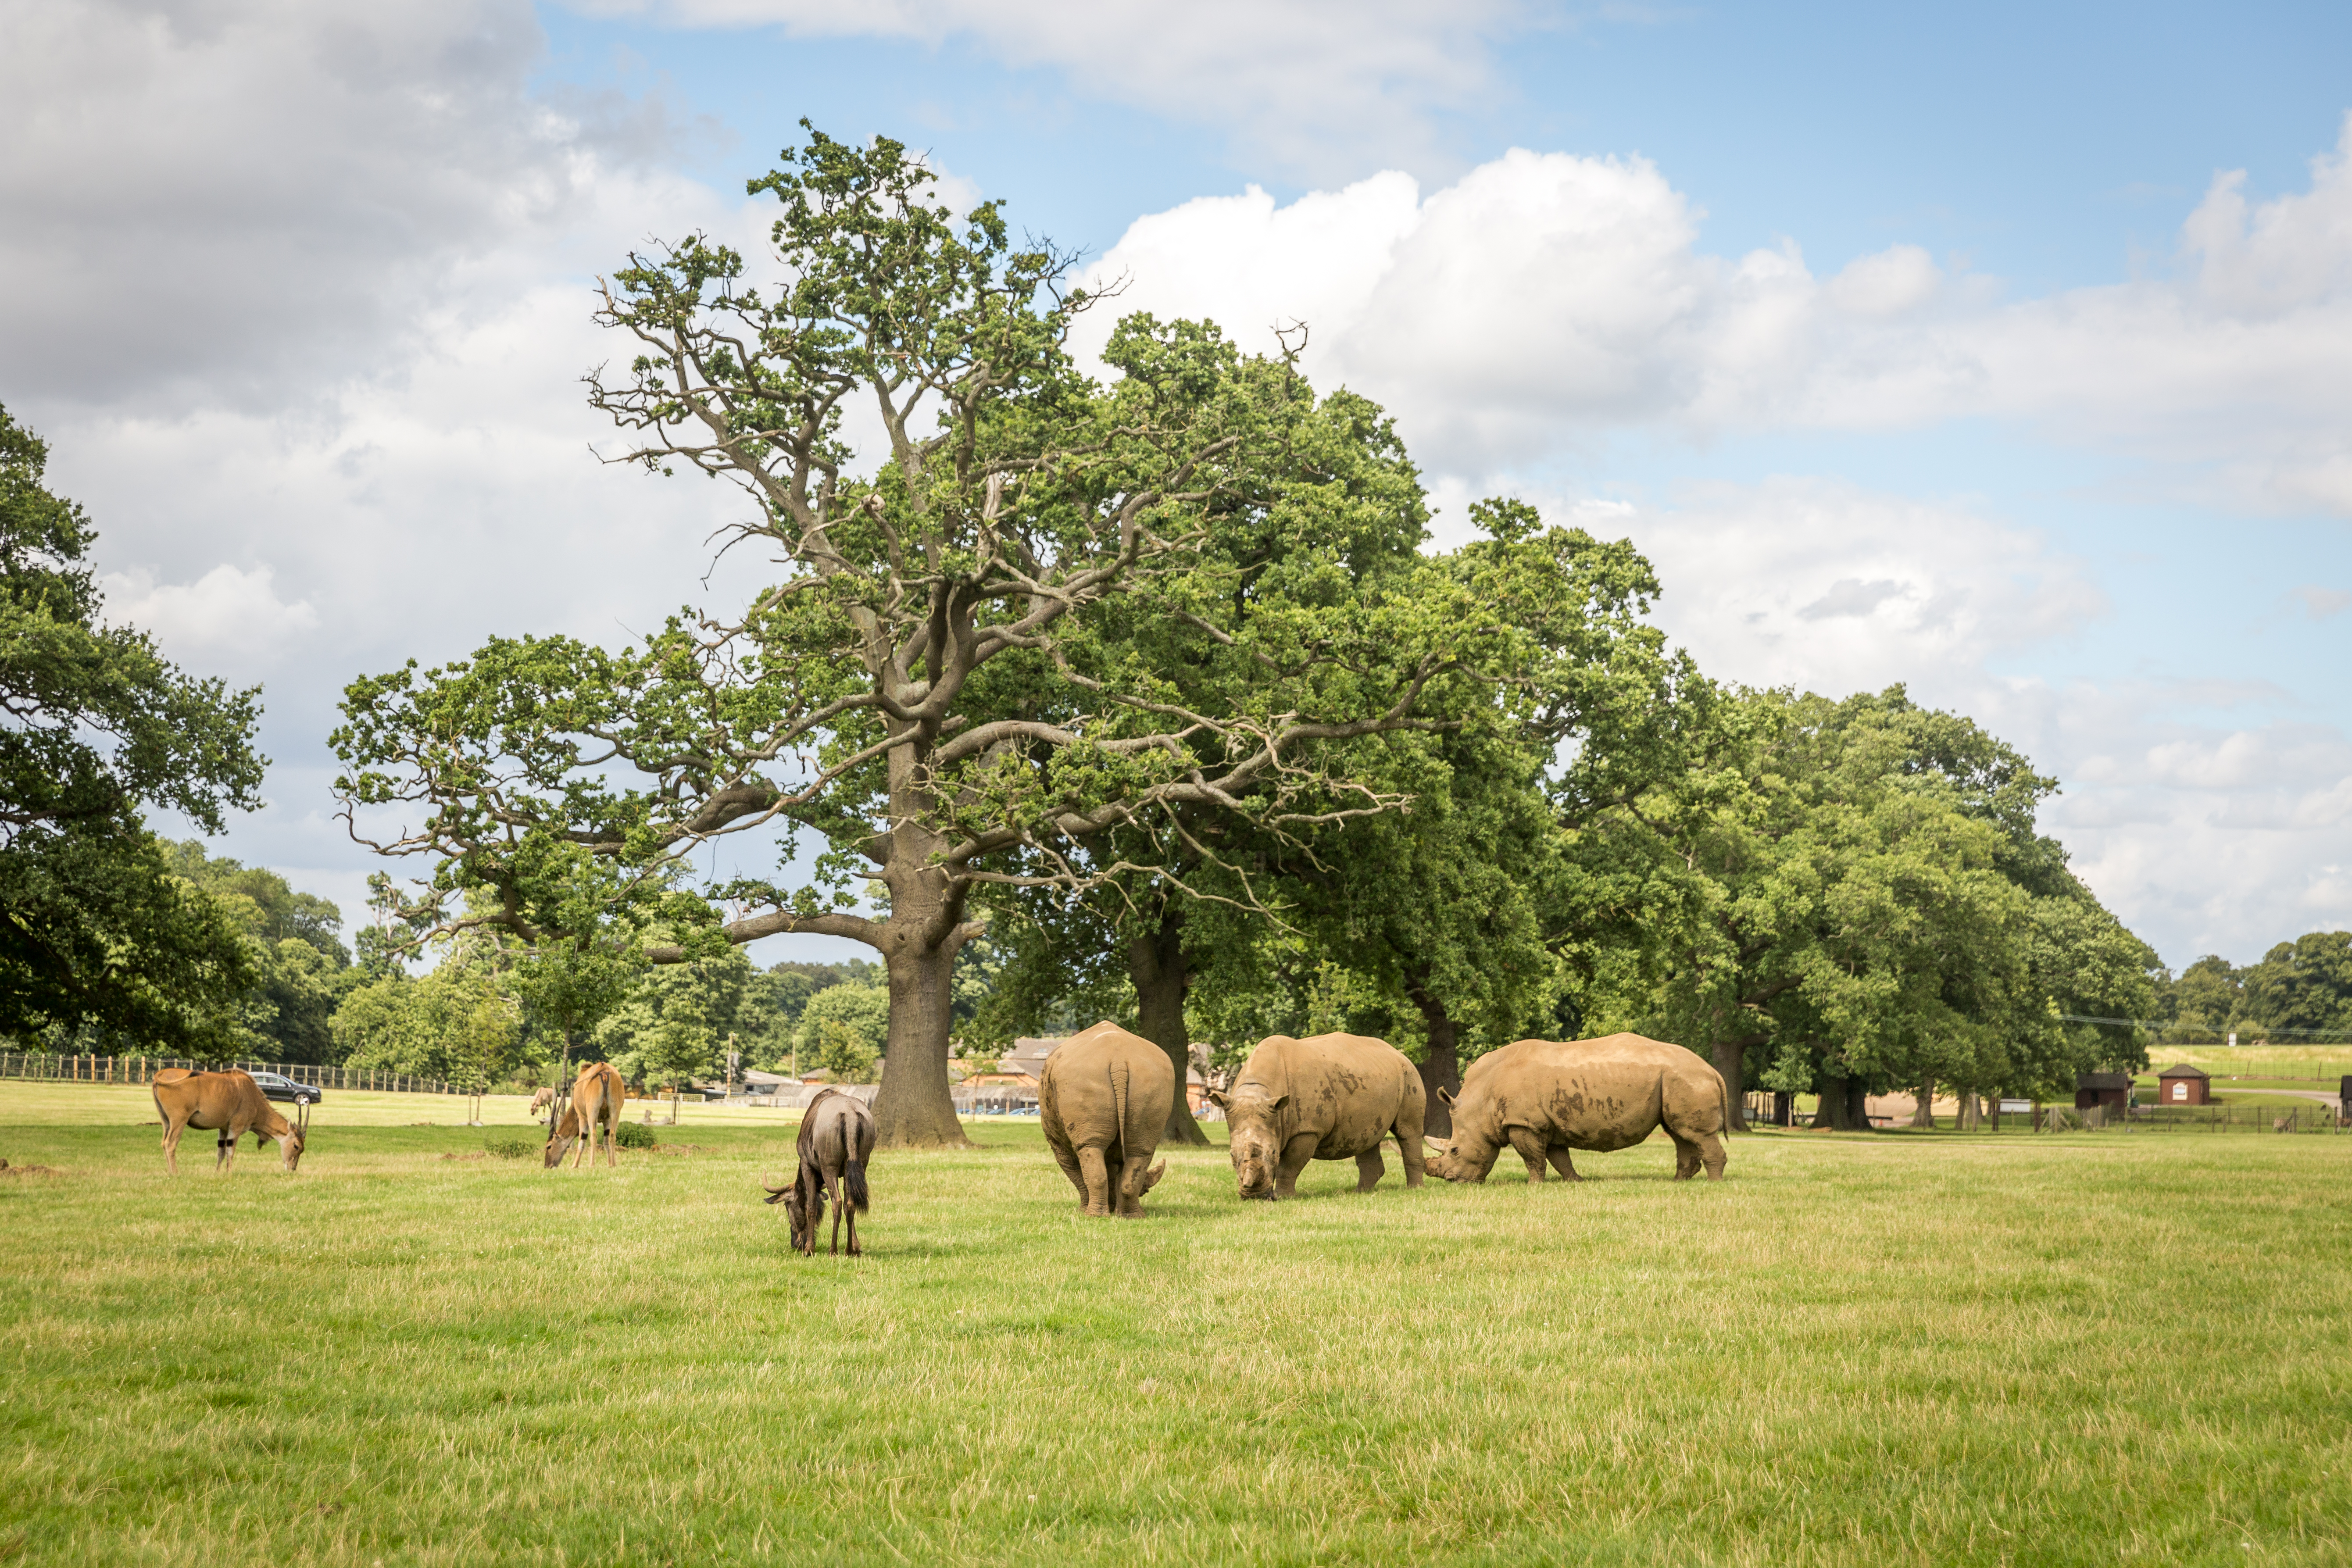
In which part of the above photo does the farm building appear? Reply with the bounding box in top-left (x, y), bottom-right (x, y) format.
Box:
top-left (2155, 1063), bottom-right (2212, 1105)
top-left (2074, 1072), bottom-right (2132, 1112)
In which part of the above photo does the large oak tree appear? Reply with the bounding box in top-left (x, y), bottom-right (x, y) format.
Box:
top-left (335, 129), bottom-right (1521, 1146)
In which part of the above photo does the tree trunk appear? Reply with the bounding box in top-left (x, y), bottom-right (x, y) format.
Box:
top-left (1911, 1073), bottom-right (1935, 1129)
top-left (1815, 1075), bottom-right (1871, 1131)
top-left (869, 926), bottom-right (974, 1150)
top-left (1408, 983), bottom-right (1462, 1139)
top-left (1712, 1041), bottom-right (1748, 1132)
top-left (1127, 901), bottom-right (1210, 1146)
top-left (1956, 1087), bottom-right (1980, 1130)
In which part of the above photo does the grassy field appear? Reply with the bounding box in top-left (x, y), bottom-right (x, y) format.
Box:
top-left (5, 1085), bottom-right (2351, 1566)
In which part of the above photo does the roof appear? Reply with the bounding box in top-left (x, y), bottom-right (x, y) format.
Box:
top-left (2076, 1072), bottom-right (2132, 1090)
top-left (2156, 1063), bottom-right (2212, 1079)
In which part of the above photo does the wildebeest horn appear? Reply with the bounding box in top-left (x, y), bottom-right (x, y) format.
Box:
top-left (761, 1174), bottom-right (789, 1204)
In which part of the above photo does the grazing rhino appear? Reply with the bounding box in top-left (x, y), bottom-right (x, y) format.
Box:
top-left (1208, 1032), bottom-right (1425, 1200)
top-left (1423, 1033), bottom-right (1728, 1184)
top-left (1040, 1021), bottom-right (1174, 1217)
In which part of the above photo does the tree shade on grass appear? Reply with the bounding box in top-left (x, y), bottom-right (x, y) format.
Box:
top-left (4, 1101), bottom-right (2349, 1564)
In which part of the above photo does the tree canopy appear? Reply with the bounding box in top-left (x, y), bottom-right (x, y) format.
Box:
top-left (335, 125), bottom-right (1542, 1146)
top-left (0, 405), bottom-right (267, 1055)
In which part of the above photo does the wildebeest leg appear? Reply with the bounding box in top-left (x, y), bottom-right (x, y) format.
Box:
top-left (1545, 1144), bottom-right (1582, 1182)
top-left (1354, 1147), bottom-right (1385, 1192)
top-left (1506, 1126), bottom-right (1548, 1184)
top-left (1276, 1133), bottom-right (1319, 1199)
top-left (1076, 1147), bottom-right (1113, 1217)
top-left (827, 1170), bottom-right (846, 1254)
top-left (1669, 1132), bottom-right (1702, 1179)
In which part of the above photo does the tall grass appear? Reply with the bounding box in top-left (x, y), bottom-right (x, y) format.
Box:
top-left (3, 1091), bottom-right (2349, 1565)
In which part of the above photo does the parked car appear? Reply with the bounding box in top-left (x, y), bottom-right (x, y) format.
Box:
top-left (245, 1070), bottom-right (322, 1106)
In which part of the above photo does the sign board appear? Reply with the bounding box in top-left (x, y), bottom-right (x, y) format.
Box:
top-left (1997, 1098), bottom-right (2032, 1114)
top-left (2227, 1032), bottom-right (2237, 1047)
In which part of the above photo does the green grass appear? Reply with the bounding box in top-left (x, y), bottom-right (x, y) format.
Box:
top-left (6, 1088), bottom-right (2352, 1565)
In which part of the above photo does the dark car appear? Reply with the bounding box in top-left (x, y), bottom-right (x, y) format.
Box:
top-left (245, 1070), bottom-right (322, 1106)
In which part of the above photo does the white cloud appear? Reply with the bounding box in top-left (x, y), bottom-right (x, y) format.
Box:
top-left (1081, 114), bottom-right (2352, 508)
top-left (102, 563), bottom-right (318, 664)
top-left (567, 0), bottom-right (1537, 179)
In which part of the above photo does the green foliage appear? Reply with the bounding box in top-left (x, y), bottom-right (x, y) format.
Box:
top-left (0, 406), bottom-right (267, 1055)
top-left (2239, 931), bottom-right (2352, 1040)
top-left (160, 840), bottom-right (362, 1064)
top-left (483, 1135), bottom-right (536, 1160)
top-left (613, 1120), bottom-right (657, 1150)
top-left (1574, 684), bottom-right (2163, 1107)
top-left (794, 982), bottom-right (889, 1078)
top-left (333, 965), bottom-right (532, 1083)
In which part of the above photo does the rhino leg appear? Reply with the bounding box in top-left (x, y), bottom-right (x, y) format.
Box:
top-left (1545, 1144), bottom-right (1582, 1182)
top-left (1696, 1130), bottom-right (1727, 1181)
top-left (1047, 1136), bottom-right (1090, 1205)
top-left (1077, 1147), bottom-right (1115, 1217)
top-left (1669, 1132), bottom-right (1702, 1179)
top-left (1354, 1147), bottom-right (1385, 1193)
top-left (1506, 1126), bottom-right (1548, 1184)
top-left (1396, 1129), bottom-right (1427, 1188)
top-left (1115, 1155), bottom-right (1162, 1217)
top-left (1275, 1133), bottom-right (1319, 1199)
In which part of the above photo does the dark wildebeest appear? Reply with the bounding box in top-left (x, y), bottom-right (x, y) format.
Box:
top-left (544, 1061), bottom-right (624, 1169)
top-left (1422, 1033), bottom-right (1729, 1184)
top-left (1040, 1020), bottom-right (1174, 1217)
top-left (151, 1068), bottom-right (306, 1175)
top-left (765, 1088), bottom-right (875, 1256)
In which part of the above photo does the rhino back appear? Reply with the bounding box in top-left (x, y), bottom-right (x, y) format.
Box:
top-left (1238, 1032), bottom-right (1417, 1157)
top-left (1042, 1022), bottom-right (1174, 1149)
top-left (1460, 1035), bottom-right (1721, 1151)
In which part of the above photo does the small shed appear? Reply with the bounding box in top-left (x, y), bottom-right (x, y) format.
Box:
top-left (2074, 1072), bottom-right (2131, 1112)
top-left (2155, 1063), bottom-right (2212, 1106)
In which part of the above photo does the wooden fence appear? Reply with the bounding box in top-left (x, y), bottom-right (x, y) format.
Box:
top-left (0, 1052), bottom-right (467, 1097)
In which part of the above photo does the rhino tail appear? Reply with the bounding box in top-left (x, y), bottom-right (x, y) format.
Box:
top-left (1110, 1056), bottom-right (1132, 1159)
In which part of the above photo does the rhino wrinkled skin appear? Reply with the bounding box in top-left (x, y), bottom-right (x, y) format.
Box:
top-left (1040, 1020), bottom-right (1174, 1217)
top-left (1216, 1032), bottom-right (1426, 1200)
top-left (1424, 1033), bottom-right (1729, 1184)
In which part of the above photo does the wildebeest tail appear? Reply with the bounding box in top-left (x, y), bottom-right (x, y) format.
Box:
top-left (842, 1158), bottom-right (869, 1212)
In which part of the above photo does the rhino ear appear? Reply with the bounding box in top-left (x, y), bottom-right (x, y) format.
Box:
top-left (1436, 1086), bottom-right (1456, 1107)
top-left (1205, 1087), bottom-right (1229, 1109)
top-left (1268, 1093), bottom-right (1289, 1113)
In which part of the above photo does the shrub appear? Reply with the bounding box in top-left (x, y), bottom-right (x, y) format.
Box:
top-left (483, 1136), bottom-right (537, 1160)
top-left (615, 1122), bottom-right (658, 1150)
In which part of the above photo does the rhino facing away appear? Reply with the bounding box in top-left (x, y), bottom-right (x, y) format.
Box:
top-left (1209, 1032), bottom-right (1426, 1200)
top-left (1040, 1021), bottom-right (1174, 1217)
top-left (1424, 1033), bottom-right (1728, 1184)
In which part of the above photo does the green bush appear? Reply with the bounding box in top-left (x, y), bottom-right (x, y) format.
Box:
top-left (483, 1136), bottom-right (537, 1160)
top-left (614, 1122), bottom-right (657, 1150)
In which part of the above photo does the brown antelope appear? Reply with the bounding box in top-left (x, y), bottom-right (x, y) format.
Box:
top-left (152, 1068), bottom-right (306, 1175)
top-left (544, 1061), bottom-right (623, 1169)
top-left (763, 1088), bottom-right (874, 1255)
top-left (528, 1086), bottom-right (558, 1123)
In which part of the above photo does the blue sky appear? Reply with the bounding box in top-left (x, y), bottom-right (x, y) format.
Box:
top-left (4, 0), bottom-right (2348, 971)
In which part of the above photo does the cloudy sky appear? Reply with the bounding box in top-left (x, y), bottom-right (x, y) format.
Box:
top-left (5, 0), bottom-right (2350, 971)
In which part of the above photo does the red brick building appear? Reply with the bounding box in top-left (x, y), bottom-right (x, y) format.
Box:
top-left (2155, 1063), bottom-right (2212, 1106)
